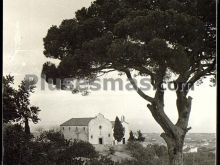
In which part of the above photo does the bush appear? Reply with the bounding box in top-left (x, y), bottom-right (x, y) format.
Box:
top-left (183, 151), bottom-right (215, 165)
top-left (64, 140), bottom-right (98, 158)
top-left (128, 131), bottom-right (136, 142)
top-left (109, 146), bottom-right (115, 155)
top-left (126, 142), bottom-right (169, 165)
top-left (3, 124), bottom-right (34, 165)
top-left (136, 130), bottom-right (145, 142)
top-left (37, 130), bottom-right (69, 147)
top-left (3, 127), bottom-right (99, 165)
top-left (87, 156), bottom-right (115, 165)
top-left (37, 134), bottom-right (98, 164)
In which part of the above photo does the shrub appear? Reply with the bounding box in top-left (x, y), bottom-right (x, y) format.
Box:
top-left (3, 124), bottom-right (33, 165)
top-left (126, 142), bottom-right (169, 165)
top-left (65, 140), bottom-right (98, 158)
top-left (87, 156), bottom-right (115, 165)
top-left (136, 130), bottom-right (145, 142)
top-left (3, 127), bottom-right (99, 165)
top-left (128, 131), bottom-right (136, 142)
top-left (38, 130), bottom-right (69, 147)
top-left (109, 146), bottom-right (115, 155)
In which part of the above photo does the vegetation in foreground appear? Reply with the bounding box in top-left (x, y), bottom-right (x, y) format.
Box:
top-left (121, 142), bottom-right (215, 165)
top-left (3, 125), bottom-right (215, 165)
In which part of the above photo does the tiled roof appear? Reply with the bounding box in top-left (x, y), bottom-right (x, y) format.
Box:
top-left (60, 118), bottom-right (94, 126)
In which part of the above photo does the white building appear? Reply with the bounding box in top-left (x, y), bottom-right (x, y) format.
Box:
top-left (60, 113), bottom-right (129, 145)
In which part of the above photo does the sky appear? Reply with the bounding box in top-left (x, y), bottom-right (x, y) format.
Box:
top-left (3, 0), bottom-right (216, 133)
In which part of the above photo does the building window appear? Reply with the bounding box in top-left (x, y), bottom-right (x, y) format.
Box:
top-left (99, 138), bottom-right (103, 144)
top-left (108, 134), bottom-right (111, 137)
top-left (83, 127), bottom-right (86, 131)
top-left (91, 135), bottom-right (93, 139)
top-left (63, 127), bottom-right (64, 130)
top-left (69, 127), bottom-right (70, 131)
top-left (99, 125), bottom-right (102, 129)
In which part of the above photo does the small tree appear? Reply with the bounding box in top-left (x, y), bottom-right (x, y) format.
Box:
top-left (3, 75), bottom-right (41, 135)
top-left (113, 116), bottom-right (124, 142)
top-left (16, 79), bottom-right (41, 135)
top-left (137, 130), bottom-right (145, 142)
top-left (3, 75), bottom-right (20, 123)
top-left (128, 131), bottom-right (136, 142)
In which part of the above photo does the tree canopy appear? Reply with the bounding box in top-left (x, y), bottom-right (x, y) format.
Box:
top-left (42, 0), bottom-right (215, 87)
top-left (3, 75), bottom-right (19, 123)
top-left (3, 75), bottom-right (41, 134)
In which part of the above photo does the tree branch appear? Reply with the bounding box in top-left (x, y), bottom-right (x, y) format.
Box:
top-left (133, 66), bottom-right (156, 87)
top-left (147, 103), bottom-right (177, 138)
top-left (175, 91), bottom-right (193, 130)
top-left (186, 60), bottom-right (216, 94)
top-left (124, 69), bottom-right (154, 103)
top-left (176, 66), bottom-right (197, 83)
top-left (96, 69), bottom-right (116, 77)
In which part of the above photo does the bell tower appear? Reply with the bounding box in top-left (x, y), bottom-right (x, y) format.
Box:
top-left (121, 115), bottom-right (125, 122)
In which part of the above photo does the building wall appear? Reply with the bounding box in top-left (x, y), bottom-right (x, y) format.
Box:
top-left (60, 126), bottom-right (89, 141)
top-left (60, 114), bottom-right (130, 145)
top-left (88, 113), bottom-right (113, 145)
top-left (122, 121), bottom-right (130, 143)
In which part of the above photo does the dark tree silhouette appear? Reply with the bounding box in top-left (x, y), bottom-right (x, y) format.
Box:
top-left (137, 130), bottom-right (145, 142)
top-left (41, 1), bottom-right (216, 164)
top-left (3, 75), bottom-right (19, 123)
top-left (3, 75), bottom-right (41, 134)
top-left (3, 124), bottom-right (33, 165)
top-left (113, 116), bottom-right (125, 142)
top-left (128, 131), bottom-right (135, 142)
top-left (16, 79), bottom-right (40, 134)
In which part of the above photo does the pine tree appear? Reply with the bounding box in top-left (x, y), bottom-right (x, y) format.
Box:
top-left (41, 1), bottom-right (216, 164)
top-left (113, 116), bottom-right (124, 142)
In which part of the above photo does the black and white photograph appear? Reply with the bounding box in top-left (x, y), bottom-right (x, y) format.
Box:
top-left (3, 0), bottom-right (216, 165)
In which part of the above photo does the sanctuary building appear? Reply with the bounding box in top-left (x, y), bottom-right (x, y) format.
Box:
top-left (60, 113), bottom-right (129, 145)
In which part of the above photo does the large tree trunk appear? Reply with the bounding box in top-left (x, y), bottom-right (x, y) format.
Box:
top-left (125, 68), bottom-right (193, 165)
top-left (24, 117), bottom-right (30, 135)
top-left (168, 145), bottom-right (183, 165)
top-left (168, 144), bottom-right (184, 165)
top-left (147, 90), bottom-right (192, 165)
top-left (161, 132), bottom-right (185, 165)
